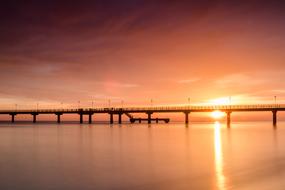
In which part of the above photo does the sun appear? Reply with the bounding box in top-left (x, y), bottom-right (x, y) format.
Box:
top-left (211, 110), bottom-right (225, 120)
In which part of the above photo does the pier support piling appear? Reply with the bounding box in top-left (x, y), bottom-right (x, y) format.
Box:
top-left (110, 113), bottom-right (114, 124)
top-left (147, 112), bottom-right (152, 124)
top-left (10, 114), bottom-right (15, 123)
top-left (56, 113), bottom-right (62, 123)
top-left (184, 112), bottom-right (190, 124)
top-left (89, 113), bottom-right (93, 124)
top-left (32, 114), bottom-right (38, 123)
top-left (118, 113), bottom-right (122, 124)
top-left (227, 112), bottom-right (231, 128)
top-left (273, 110), bottom-right (277, 126)
top-left (79, 113), bottom-right (83, 124)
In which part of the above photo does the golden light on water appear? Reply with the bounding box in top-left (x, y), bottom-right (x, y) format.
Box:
top-left (214, 121), bottom-right (227, 190)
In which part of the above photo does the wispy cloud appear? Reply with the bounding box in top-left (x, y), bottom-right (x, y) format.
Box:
top-left (271, 89), bottom-right (285, 93)
top-left (215, 73), bottom-right (265, 87)
top-left (96, 81), bottom-right (139, 88)
top-left (177, 78), bottom-right (200, 84)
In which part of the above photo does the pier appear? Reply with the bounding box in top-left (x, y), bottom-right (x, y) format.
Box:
top-left (0, 104), bottom-right (283, 127)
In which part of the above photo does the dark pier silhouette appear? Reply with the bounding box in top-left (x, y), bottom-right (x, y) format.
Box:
top-left (0, 104), bottom-right (283, 127)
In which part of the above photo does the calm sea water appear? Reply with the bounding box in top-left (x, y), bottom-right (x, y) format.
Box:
top-left (0, 122), bottom-right (285, 190)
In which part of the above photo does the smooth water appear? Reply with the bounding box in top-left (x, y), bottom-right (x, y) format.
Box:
top-left (0, 122), bottom-right (285, 190)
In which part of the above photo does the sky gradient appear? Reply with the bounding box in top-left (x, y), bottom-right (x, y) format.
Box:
top-left (1, 0), bottom-right (285, 109)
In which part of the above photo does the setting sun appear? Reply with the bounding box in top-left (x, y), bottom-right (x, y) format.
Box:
top-left (211, 111), bottom-right (225, 120)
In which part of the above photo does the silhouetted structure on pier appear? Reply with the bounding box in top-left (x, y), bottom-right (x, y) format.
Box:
top-left (0, 104), bottom-right (283, 127)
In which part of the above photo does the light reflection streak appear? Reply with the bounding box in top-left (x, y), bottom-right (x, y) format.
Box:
top-left (214, 121), bottom-right (227, 190)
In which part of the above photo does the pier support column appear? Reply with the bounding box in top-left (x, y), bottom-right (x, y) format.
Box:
top-left (110, 113), bottom-right (114, 124)
top-left (79, 113), bottom-right (83, 124)
top-left (89, 113), bottom-right (93, 124)
top-left (273, 110), bottom-right (277, 126)
top-left (147, 112), bottom-right (152, 124)
top-left (227, 112), bottom-right (231, 128)
top-left (32, 114), bottom-right (38, 123)
top-left (10, 114), bottom-right (15, 123)
top-left (56, 113), bottom-right (62, 123)
top-left (184, 112), bottom-right (190, 124)
top-left (118, 113), bottom-right (122, 124)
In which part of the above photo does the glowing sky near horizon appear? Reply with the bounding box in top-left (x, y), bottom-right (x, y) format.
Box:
top-left (1, 0), bottom-right (285, 109)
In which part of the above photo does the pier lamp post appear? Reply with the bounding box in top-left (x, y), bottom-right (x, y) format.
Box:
top-left (121, 100), bottom-right (124, 108)
top-left (150, 99), bottom-right (153, 107)
top-left (92, 101), bottom-right (94, 109)
top-left (108, 99), bottom-right (111, 108)
top-left (78, 101), bottom-right (80, 109)
top-left (36, 103), bottom-right (39, 111)
top-left (188, 97), bottom-right (190, 107)
top-left (274, 96), bottom-right (277, 107)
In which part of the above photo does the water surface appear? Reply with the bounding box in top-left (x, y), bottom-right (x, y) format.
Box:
top-left (0, 122), bottom-right (285, 190)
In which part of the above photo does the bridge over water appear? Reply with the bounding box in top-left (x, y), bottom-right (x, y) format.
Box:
top-left (0, 104), bottom-right (283, 127)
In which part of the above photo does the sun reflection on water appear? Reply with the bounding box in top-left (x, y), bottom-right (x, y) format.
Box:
top-left (214, 121), bottom-right (227, 190)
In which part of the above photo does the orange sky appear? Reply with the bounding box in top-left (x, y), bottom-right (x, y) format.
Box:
top-left (1, 1), bottom-right (285, 112)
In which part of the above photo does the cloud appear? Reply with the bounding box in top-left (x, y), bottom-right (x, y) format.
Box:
top-left (96, 81), bottom-right (139, 88)
top-left (177, 78), bottom-right (200, 84)
top-left (215, 73), bottom-right (265, 87)
top-left (1, 1), bottom-right (285, 108)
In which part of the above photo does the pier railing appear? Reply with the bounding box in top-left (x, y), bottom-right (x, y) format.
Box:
top-left (0, 104), bottom-right (283, 113)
